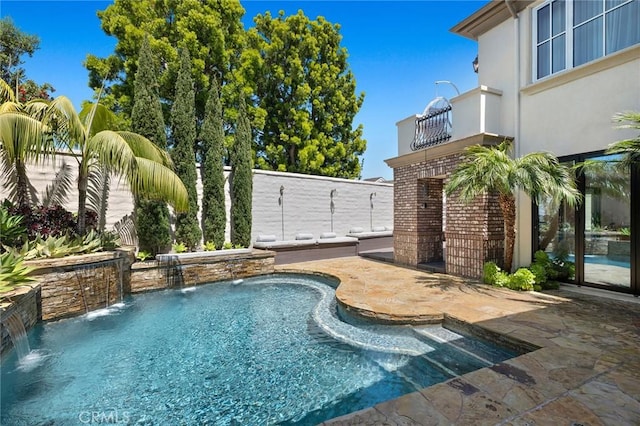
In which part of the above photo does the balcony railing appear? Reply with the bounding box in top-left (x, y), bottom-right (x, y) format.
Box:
top-left (396, 85), bottom-right (503, 156)
top-left (410, 104), bottom-right (452, 151)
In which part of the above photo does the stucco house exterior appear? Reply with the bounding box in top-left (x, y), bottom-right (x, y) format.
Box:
top-left (386, 0), bottom-right (639, 294)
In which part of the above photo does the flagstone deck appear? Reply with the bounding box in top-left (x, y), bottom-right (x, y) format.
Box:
top-left (277, 257), bottom-right (640, 425)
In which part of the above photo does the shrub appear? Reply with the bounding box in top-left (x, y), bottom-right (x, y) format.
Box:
top-left (508, 268), bottom-right (535, 291)
top-left (529, 263), bottom-right (548, 285)
top-left (0, 206), bottom-right (26, 250)
top-left (203, 241), bottom-right (216, 251)
top-left (172, 242), bottom-right (187, 253)
top-left (495, 271), bottom-right (510, 287)
top-left (4, 203), bottom-right (97, 240)
top-left (100, 231), bottom-right (121, 251)
top-left (0, 252), bottom-right (35, 293)
top-left (136, 251), bottom-right (152, 262)
top-left (483, 262), bottom-right (501, 285)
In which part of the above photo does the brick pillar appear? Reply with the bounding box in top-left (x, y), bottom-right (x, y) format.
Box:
top-left (393, 165), bottom-right (419, 265)
top-left (417, 178), bottom-right (444, 263)
top-left (445, 191), bottom-right (504, 278)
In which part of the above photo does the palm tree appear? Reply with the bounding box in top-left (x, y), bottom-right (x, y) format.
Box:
top-left (40, 96), bottom-right (188, 234)
top-left (606, 111), bottom-right (640, 167)
top-left (0, 78), bottom-right (52, 206)
top-left (445, 140), bottom-right (581, 272)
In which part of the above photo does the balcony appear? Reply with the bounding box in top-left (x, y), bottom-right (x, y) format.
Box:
top-left (396, 85), bottom-right (503, 156)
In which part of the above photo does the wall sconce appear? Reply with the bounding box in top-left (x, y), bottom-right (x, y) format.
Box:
top-left (278, 185), bottom-right (285, 240)
top-left (472, 55), bottom-right (479, 73)
top-left (330, 189), bottom-right (337, 232)
top-left (369, 192), bottom-right (376, 231)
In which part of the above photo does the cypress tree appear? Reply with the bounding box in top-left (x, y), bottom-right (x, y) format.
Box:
top-left (170, 48), bottom-right (201, 250)
top-left (131, 36), bottom-right (171, 256)
top-left (230, 94), bottom-right (253, 247)
top-left (200, 77), bottom-right (226, 248)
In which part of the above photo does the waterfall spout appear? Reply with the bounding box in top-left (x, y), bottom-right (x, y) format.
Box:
top-left (3, 312), bottom-right (31, 361)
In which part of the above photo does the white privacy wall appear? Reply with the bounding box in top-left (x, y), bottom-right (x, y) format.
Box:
top-left (250, 169), bottom-right (393, 241)
top-left (1, 157), bottom-right (393, 246)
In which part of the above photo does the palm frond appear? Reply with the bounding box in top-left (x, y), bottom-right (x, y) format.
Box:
top-left (117, 131), bottom-right (173, 167)
top-left (127, 157), bottom-right (189, 212)
top-left (613, 111), bottom-right (640, 130)
top-left (0, 112), bottom-right (49, 162)
top-left (0, 101), bottom-right (22, 114)
top-left (42, 161), bottom-right (74, 207)
top-left (44, 96), bottom-right (86, 150)
top-left (86, 130), bottom-right (138, 175)
top-left (0, 78), bottom-right (15, 103)
top-left (79, 102), bottom-right (117, 137)
top-left (86, 165), bottom-right (111, 231)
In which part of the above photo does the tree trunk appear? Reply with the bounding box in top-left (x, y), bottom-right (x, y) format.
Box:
top-left (499, 193), bottom-right (517, 272)
top-left (77, 166), bottom-right (88, 235)
top-left (15, 159), bottom-right (30, 206)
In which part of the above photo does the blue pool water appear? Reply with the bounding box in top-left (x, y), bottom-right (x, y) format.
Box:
top-left (1, 274), bottom-right (517, 425)
top-left (567, 254), bottom-right (630, 269)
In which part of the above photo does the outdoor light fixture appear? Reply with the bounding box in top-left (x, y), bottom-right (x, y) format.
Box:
top-left (369, 192), bottom-right (376, 231)
top-left (278, 185), bottom-right (285, 240)
top-left (330, 189), bottom-right (337, 232)
top-left (472, 55), bottom-right (479, 73)
top-left (434, 80), bottom-right (460, 96)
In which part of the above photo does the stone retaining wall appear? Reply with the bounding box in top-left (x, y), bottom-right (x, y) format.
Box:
top-left (130, 250), bottom-right (275, 292)
top-left (28, 251), bottom-right (135, 321)
top-left (0, 283), bottom-right (40, 357)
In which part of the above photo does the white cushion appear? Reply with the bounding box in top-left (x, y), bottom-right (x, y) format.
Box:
top-left (295, 233), bottom-right (314, 240)
top-left (320, 232), bottom-right (337, 239)
top-left (256, 234), bottom-right (277, 242)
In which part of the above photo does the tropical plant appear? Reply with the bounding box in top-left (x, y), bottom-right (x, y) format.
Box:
top-left (0, 78), bottom-right (52, 206)
top-left (135, 250), bottom-right (152, 262)
top-left (200, 77), bottom-right (226, 249)
top-left (100, 231), bottom-right (121, 251)
top-left (170, 48), bottom-right (201, 250)
top-left (172, 242), bottom-right (187, 253)
top-left (230, 95), bottom-right (253, 248)
top-left (0, 204), bottom-right (26, 250)
top-left (0, 251), bottom-right (34, 293)
top-left (203, 241), bottom-right (216, 251)
top-left (607, 111), bottom-right (640, 168)
top-left (222, 241), bottom-right (233, 250)
top-left (37, 94), bottom-right (189, 235)
top-left (445, 140), bottom-right (581, 272)
top-left (507, 268), bottom-right (535, 291)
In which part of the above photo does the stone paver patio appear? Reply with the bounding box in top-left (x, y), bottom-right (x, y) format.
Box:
top-left (277, 256), bottom-right (640, 425)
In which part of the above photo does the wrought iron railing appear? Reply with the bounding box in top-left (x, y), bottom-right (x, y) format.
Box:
top-left (410, 104), bottom-right (452, 151)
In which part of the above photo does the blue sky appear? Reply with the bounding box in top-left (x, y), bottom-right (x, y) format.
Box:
top-left (1, 0), bottom-right (484, 180)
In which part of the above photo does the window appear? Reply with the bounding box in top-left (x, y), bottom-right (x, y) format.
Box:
top-left (534, 0), bottom-right (640, 80)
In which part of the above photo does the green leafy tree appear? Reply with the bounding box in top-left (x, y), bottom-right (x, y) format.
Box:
top-left (131, 37), bottom-right (172, 255)
top-left (445, 141), bottom-right (581, 272)
top-left (244, 10), bottom-right (366, 178)
top-left (200, 77), bottom-right (226, 248)
top-left (230, 95), bottom-right (252, 247)
top-left (0, 18), bottom-right (55, 101)
top-left (170, 48), bottom-right (201, 249)
top-left (86, 0), bottom-right (246, 122)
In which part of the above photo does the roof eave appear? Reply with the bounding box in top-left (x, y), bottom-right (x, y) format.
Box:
top-left (450, 0), bottom-right (534, 41)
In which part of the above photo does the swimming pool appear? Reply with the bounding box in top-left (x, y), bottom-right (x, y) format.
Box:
top-left (1, 274), bottom-right (517, 425)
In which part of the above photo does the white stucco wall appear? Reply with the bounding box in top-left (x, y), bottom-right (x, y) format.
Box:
top-left (1, 158), bottom-right (393, 246)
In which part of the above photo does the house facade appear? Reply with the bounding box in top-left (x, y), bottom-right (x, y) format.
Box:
top-left (386, 0), bottom-right (640, 294)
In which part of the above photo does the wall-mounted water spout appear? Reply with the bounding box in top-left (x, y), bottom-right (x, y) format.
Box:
top-left (278, 185), bottom-right (285, 240)
top-left (2, 312), bottom-right (31, 361)
top-left (370, 192), bottom-right (376, 231)
top-left (330, 189), bottom-right (337, 232)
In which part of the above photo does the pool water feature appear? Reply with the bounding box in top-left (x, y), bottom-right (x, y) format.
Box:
top-left (1, 274), bottom-right (518, 425)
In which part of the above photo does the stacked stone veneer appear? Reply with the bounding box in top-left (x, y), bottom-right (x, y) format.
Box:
top-left (28, 251), bottom-right (135, 321)
top-left (392, 152), bottom-right (504, 278)
top-left (130, 250), bottom-right (275, 293)
top-left (0, 283), bottom-right (40, 357)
